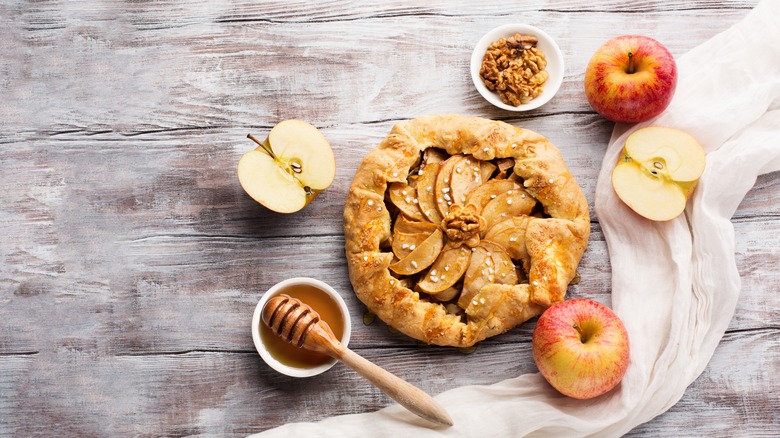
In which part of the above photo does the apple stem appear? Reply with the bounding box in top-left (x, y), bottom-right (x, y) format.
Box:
top-left (247, 133), bottom-right (276, 158)
top-left (574, 323), bottom-right (594, 344)
top-left (626, 52), bottom-right (635, 74)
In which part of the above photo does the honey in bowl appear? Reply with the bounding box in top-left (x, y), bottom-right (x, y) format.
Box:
top-left (259, 283), bottom-right (346, 369)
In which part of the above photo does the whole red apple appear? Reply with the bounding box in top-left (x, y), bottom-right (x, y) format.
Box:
top-left (584, 35), bottom-right (677, 123)
top-left (532, 298), bottom-right (630, 399)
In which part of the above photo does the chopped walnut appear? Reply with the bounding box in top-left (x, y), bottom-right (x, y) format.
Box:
top-left (479, 33), bottom-right (549, 106)
top-left (441, 204), bottom-right (486, 248)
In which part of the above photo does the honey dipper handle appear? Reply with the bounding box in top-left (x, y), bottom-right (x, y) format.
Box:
top-left (333, 344), bottom-right (453, 427)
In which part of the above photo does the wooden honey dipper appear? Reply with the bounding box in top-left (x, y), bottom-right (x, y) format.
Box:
top-left (262, 294), bottom-right (454, 427)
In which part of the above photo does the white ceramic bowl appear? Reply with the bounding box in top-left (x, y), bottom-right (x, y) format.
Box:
top-left (251, 277), bottom-right (352, 378)
top-left (470, 24), bottom-right (564, 111)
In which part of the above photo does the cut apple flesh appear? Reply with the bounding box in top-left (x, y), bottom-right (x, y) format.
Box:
top-left (435, 155), bottom-right (483, 217)
top-left (394, 215), bottom-right (439, 235)
top-left (623, 126), bottom-right (705, 182)
top-left (484, 216), bottom-right (533, 266)
top-left (238, 120), bottom-right (335, 213)
top-left (495, 158), bottom-right (514, 176)
top-left (435, 155), bottom-right (465, 217)
top-left (460, 246), bottom-right (490, 308)
top-left (612, 126), bottom-right (706, 221)
top-left (428, 285), bottom-right (460, 302)
top-left (389, 228), bottom-right (444, 275)
top-left (417, 245), bottom-right (472, 294)
top-left (423, 148), bottom-right (448, 165)
top-left (238, 151), bottom-right (308, 213)
top-left (480, 161), bottom-right (498, 182)
top-left (448, 155), bottom-right (484, 206)
top-left (266, 120), bottom-right (336, 190)
top-left (459, 241), bottom-right (517, 309)
top-left (388, 181), bottom-right (425, 221)
top-left (480, 189), bottom-right (536, 231)
top-left (416, 161), bottom-right (444, 224)
top-left (465, 179), bottom-right (523, 212)
top-left (392, 230), bottom-right (436, 259)
top-left (612, 163), bottom-right (687, 221)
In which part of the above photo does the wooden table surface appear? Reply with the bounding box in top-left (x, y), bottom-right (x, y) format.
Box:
top-left (2, 1), bottom-right (778, 436)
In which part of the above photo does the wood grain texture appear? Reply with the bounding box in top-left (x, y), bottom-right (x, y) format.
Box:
top-left (1, 1), bottom-right (777, 436)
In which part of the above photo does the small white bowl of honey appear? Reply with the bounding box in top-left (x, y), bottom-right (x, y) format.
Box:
top-left (251, 277), bottom-right (352, 378)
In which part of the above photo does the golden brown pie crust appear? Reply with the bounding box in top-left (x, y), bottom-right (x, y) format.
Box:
top-left (343, 114), bottom-right (590, 347)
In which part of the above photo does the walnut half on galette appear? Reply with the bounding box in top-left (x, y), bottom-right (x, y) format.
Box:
top-left (343, 114), bottom-right (590, 347)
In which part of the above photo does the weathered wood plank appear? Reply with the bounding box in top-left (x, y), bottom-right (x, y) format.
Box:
top-left (1, 4), bottom-right (755, 134)
top-left (1, 1), bottom-right (774, 436)
top-left (1, 328), bottom-right (775, 436)
top-left (3, 1), bottom-right (756, 29)
top-left (627, 328), bottom-right (780, 437)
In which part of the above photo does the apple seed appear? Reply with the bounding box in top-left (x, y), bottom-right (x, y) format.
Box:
top-left (650, 160), bottom-right (665, 176)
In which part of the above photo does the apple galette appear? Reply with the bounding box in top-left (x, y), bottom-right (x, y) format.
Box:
top-left (343, 114), bottom-right (590, 347)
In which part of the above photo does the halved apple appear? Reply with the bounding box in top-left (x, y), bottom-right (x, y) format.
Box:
top-left (238, 120), bottom-right (335, 213)
top-left (612, 126), bottom-right (706, 221)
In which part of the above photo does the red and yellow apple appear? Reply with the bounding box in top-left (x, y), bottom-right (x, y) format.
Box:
top-left (532, 298), bottom-right (630, 400)
top-left (584, 35), bottom-right (677, 123)
top-left (238, 120), bottom-right (336, 214)
top-left (612, 126), bottom-right (706, 221)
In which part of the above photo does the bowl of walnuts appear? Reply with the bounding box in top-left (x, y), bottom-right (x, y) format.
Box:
top-left (471, 24), bottom-right (564, 111)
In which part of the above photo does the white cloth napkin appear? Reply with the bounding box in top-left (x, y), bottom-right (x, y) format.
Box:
top-left (253, 1), bottom-right (780, 435)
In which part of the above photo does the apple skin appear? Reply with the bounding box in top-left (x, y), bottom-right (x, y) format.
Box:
top-left (584, 35), bottom-right (677, 123)
top-left (532, 298), bottom-right (630, 400)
